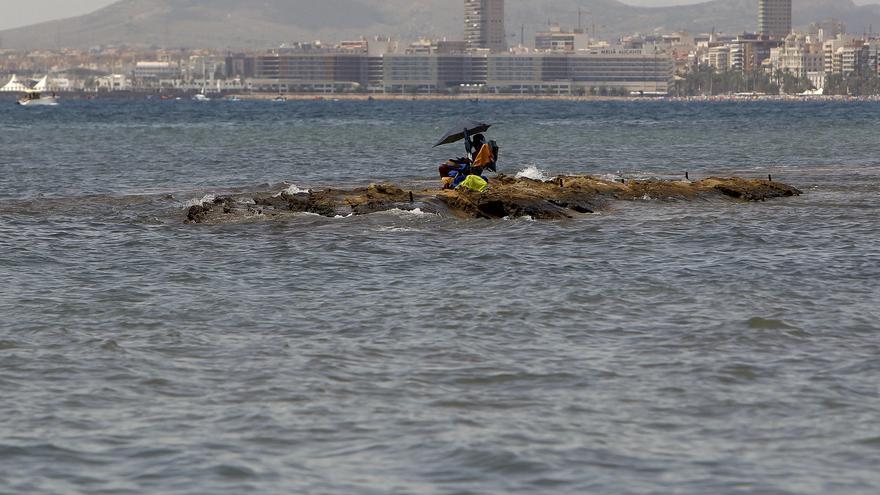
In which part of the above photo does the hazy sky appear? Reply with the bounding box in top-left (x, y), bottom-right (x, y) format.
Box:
top-left (1, 0), bottom-right (879, 31)
top-left (0, 0), bottom-right (116, 30)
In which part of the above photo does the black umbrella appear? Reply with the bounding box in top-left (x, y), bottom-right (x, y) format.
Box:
top-left (433, 120), bottom-right (492, 147)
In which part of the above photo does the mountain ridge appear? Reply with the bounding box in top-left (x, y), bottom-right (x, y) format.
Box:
top-left (2, 0), bottom-right (880, 50)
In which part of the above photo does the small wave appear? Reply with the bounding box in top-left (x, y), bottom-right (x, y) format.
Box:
top-left (385, 207), bottom-right (433, 217)
top-left (273, 184), bottom-right (308, 197)
top-left (182, 194), bottom-right (215, 209)
top-left (856, 436), bottom-right (880, 446)
top-left (747, 317), bottom-right (799, 330)
top-left (101, 339), bottom-right (124, 352)
top-left (515, 166), bottom-right (553, 182)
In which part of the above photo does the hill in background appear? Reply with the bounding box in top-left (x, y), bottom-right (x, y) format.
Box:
top-left (1, 0), bottom-right (880, 50)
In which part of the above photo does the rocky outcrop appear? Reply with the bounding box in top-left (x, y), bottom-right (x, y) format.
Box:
top-left (184, 175), bottom-right (802, 224)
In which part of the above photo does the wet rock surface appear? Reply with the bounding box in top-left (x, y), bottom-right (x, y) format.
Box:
top-left (184, 175), bottom-right (802, 224)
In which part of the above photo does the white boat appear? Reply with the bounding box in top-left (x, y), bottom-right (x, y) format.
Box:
top-left (192, 93), bottom-right (211, 102)
top-left (18, 91), bottom-right (59, 106)
top-left (15, 76), bottom-right (59, 106)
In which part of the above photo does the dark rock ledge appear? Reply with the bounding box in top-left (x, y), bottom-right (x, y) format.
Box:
top-left (185, 175), bottom-right (802, 224)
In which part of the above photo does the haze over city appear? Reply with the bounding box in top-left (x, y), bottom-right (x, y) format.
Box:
top-left (0, 0), bottom-right (696, 30)
top-left (3, 0), bottom-right (879, 31)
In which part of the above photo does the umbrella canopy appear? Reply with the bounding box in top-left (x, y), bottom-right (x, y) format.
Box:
top-left (433, 120), bottom-right (492, 147)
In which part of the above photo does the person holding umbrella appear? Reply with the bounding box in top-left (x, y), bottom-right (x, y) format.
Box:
top-left (463, 129), bottom-right (497, 175)
top-left (435, 121), bottom-right (499, 190)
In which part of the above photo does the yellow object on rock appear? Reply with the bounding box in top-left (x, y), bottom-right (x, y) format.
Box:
top-left (456, 175), bottom-right (489, 192)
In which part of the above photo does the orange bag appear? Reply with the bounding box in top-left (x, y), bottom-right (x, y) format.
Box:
top-left (472, 143), bottom-right (494, 168)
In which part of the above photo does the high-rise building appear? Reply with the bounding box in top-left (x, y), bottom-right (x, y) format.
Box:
top-left (464, 0), bottom-right (507, 52)
top-left (758, 0), bottom-right (792, 38)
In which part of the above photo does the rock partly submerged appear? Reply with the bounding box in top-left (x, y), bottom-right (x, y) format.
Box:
top-left (185, 175), bottom-right (802, 224)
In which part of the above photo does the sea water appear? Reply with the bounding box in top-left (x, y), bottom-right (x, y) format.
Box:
top-left (1, 99), bottom-right (879, 494)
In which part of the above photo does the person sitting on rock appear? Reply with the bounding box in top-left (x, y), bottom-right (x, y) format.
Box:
top-left (465, 131), bottom-right (485, 162)
top-left (464, 129), bottom-right (499, 175)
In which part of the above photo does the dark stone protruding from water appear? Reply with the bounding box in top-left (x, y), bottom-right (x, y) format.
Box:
top-left (184, 175), bottom-right (802, 224)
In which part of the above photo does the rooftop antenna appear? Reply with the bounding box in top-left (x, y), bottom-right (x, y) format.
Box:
top-left (578, 8), bottom-right (583, 32)
top-left (521, 24), bottom-right (525, 46)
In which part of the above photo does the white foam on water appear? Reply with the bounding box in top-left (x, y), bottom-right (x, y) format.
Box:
top-left (386, 208), bottom-right (433, 216)
top-left (503, 215), bottom-right (535, 221)
top-left (273, 184), bottom-right (308, 197)
top-left (599, 172), bottom-right (628, 183)
top-left (182, 194), bottom-right (215, 209)
top-left (515, 166), bottom-right (554, 182)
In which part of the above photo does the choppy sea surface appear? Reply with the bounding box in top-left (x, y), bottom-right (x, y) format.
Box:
top-left (1, 98), bottom-right (879, 494)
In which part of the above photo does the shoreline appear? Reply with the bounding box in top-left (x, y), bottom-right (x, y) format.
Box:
top-left (227, 93), bottom-right (880, 103)
top-left (5, 91), bottom-right (880, 103)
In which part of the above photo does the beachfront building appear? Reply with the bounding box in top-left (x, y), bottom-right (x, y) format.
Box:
top-left (465, 0), bottom-right (507, 52)
top-left (867, 40), bottom-right (880, 76)
top-left (0, 74), bottom-right (28, 91)
top-left (534, 25), bottom-right (591, 52)
top-left (486, 48), bottom-right (674, 95)
top-left (133, 61), bottom-right (181, 88)
top-left (833, 45), bottom-right (869, 76)
top-left (96, 74), bottom-right (131, 91)
top-left (250, 52), bottom-right (372, 93)
top-left (225, 53), bottom-right (257, 79)
top-left (823, 36), bottom-right (849, 74)
top-left (758, 0), bottom-right (792, 39)
top-left (820, 36), bottom-right (872, 76)
top-left (233, 44), bottom-right (674, 95)
top-left (769, 34), bottom-right (824, 77)
top-left (768, 34), bottom-right (825, 89)
top-left (729, 34), bottom-right (781, 73)
top-left (383, 54), bottom-right (487, 93)
top-left (707, 46), bottom-right (731, 70)
top-left (0, 74), bottom-right (68, 92)
top-left (486, 54), bottom-right (542, 93)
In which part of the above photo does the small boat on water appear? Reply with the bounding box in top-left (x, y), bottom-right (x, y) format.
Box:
top-left (15, 76), bottom-right (59, 106)
top-left (225, 95), bottom-right (242, 102)
top-left (17, 90), bottom-right (60, 106)
top-left (192, 92), bottom-right (211, 102)
top-left (272, 95), bottom-right (287, 102)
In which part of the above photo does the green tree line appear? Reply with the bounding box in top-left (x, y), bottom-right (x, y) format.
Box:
top-left (823, 73), bottom-right (880, 96)
top-left (676, 64), bottom-right (880, 96)
top-left (674, 65), bottom-right (816, 96)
